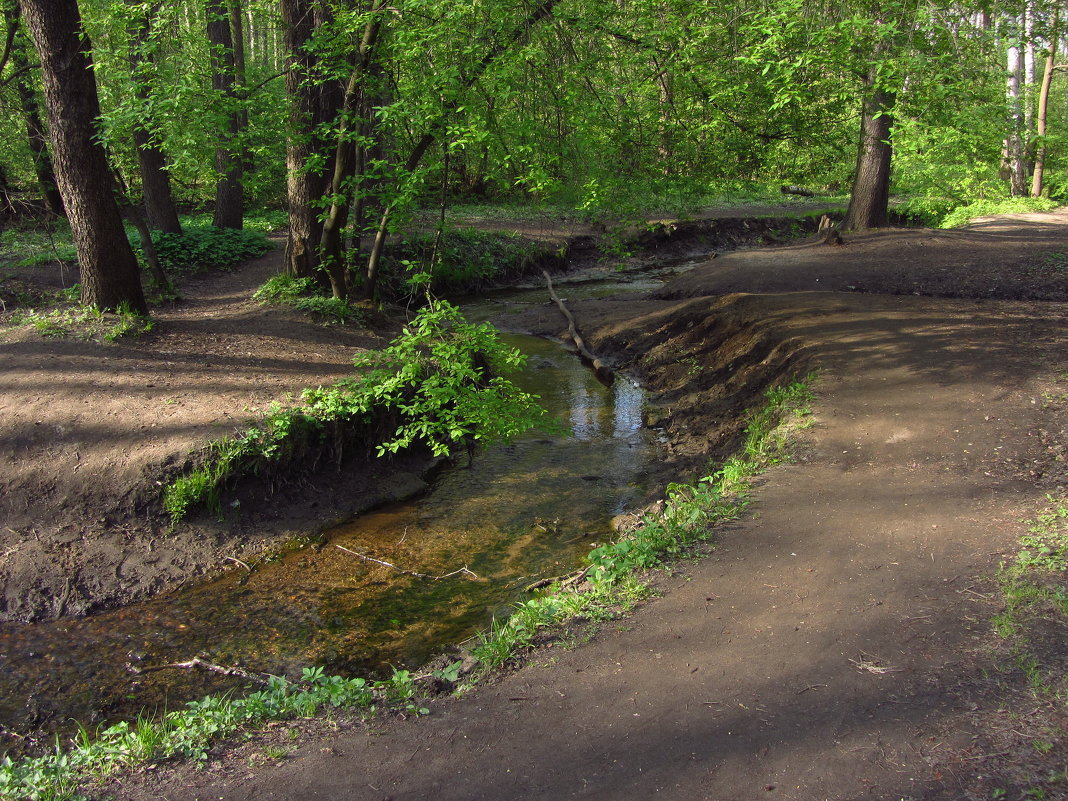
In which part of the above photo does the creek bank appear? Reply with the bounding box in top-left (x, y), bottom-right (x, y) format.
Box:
top-left (0, 209), bottom-right (838, 626)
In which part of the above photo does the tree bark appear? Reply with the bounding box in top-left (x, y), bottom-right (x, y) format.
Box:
top-left (318, 2), bottom-right (386, 299)
top-left (8, 8), bottom-right (63, 217)
top-left (20, 0), bottom-right (148, 313)
top-left (281, 0), bottom-right (338, 279)
top-left (208, 0), bottom-right (243, 229)
top-left (1005, 30), bottom-right (1028, 197)
top-left (1030, 9), bottom-right (1059, 198)
top-left (128, 3), bottom-right (182, 234)
top-left (844, 76), bottom-right (895, 230)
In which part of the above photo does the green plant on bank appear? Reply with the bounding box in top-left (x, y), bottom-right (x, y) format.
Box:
top-left (163, 300), bottom-right (546, 522)
top-left (253, 275), bottom-right (363, 325)
top-left (995, 493), bottom-right (1068, 642)
top-left (377, 227), bottom-right (551, 299)
top-left (0, 665), bottom-right (440, 801)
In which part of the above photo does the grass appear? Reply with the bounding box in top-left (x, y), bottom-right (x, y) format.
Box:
top-left (0, 373), bottom-right (816, 801)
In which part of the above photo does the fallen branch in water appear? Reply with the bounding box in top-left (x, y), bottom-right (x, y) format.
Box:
top-left (127, 656), bottom-right (270, 686)
top-left (542, 270), bottom-right (614, 384)
top-left (524, 564), bottom-right (591, 592)
top-left (335, 544), bottom-right (480, 581)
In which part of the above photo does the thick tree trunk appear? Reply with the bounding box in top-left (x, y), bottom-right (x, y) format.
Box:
top-left (208, 0), bottom-right (243, 229)
top-left (8, 18), bottom-right (64, 216)
top-left (844, 80), bottom-right (895, 230)
top-left (281, 0), bottom-right (338, 279)
top-left (129, 4), bottom-right (182, 234)
top-left (20, 0), bottom-right (147, 313)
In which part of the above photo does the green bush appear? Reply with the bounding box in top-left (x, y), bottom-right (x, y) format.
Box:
top-left (936, 197), bottom-right (1058, 229)
top-left (164, 300), bottom-right (546, 522)
top-left (135, 226), bottom-right (272, 274)
top-left (254, 275), bottom-right (363, 324)
top-left (379, 227), bottom-right (552, 297)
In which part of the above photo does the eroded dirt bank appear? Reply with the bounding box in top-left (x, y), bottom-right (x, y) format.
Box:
top-left (104, 214), bottom-right (1066, 801)
top-left (0, 209), bottom-right (860, 624)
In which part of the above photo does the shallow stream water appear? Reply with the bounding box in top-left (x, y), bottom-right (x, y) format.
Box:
top-left (0, 330), bottom-right (653, 743)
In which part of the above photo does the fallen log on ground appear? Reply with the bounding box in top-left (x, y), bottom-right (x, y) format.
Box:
top-left (542, 270), bottom-right (614, 384)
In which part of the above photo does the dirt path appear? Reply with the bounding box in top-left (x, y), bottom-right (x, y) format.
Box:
top-left (100, 216), bottom-right (1066, 800)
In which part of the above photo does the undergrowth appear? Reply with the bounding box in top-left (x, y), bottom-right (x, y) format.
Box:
top-left (376, 226), bottom-right (559, 300)
top-left (133, 225), bottom-right (271, 275)
top-left (0, 374), bottom-right (815, 800)
top-left (4, 293), bottom-right (154, 342)
top-left (935, 197), bottom-right (1059, 229)
top-left (994, 492), bottom-right (1068, 681)
top-left (253, 275), bottom-right (363, 325)
top-left (0, 666), bottom-right (446, 801)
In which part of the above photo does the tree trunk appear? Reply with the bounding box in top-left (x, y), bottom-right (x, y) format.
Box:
top-left (8, 11), bottom-right (64, 217)
top-left (316, 2), bottom-right (387, 299)
top-left (1006, 32), bottom-right (1028, 197)
top-left (208, 0), bottom-right (243, 229)
top-left (281, 0), bottom-right (338, 279)
top-left (129, 3), bottom-right (182, 234)
top-left (20, 0), bottom-right (148, 313)
top-left (844, 76), bottom-right (895, 230)
top-left (1031, 9), bottom-right (1059, 198)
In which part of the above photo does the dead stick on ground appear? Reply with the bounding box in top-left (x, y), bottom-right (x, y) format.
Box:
top-left (335, 545), bottom-right (479, 581)
top-left (542, 270), bottom-right (613, 383)
top-left (524, 565), bottom-right (591, 592)
top-left (128, 656), bottom-right (270, 686)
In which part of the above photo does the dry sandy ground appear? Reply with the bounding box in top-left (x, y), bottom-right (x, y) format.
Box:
top-left (1, 207), bottom-right (1066, 799)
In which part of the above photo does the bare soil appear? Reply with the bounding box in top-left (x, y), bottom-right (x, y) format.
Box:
top-left (2, 207), bottom-right (1067, 799)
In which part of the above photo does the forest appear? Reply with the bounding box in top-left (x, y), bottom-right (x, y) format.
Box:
top-left (2, 0), bottom-right (1066, 310)
top-left (1, 2), bottom-right (1067, 800)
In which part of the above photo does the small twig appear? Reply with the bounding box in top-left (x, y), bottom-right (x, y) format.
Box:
top-left (225, 556), bottom-right (252, 572)
top-left (0, 724), bottom-right (27, 740)
top-left (335, 544), bottom-right (479, 580)
top-left (524, 565), bottom-right (591, 592)
top-left (796, 684), bottom-right (828, 695)
top-left (128, 656), bottom-right (270, 686)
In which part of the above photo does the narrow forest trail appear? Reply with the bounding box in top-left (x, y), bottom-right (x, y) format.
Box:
top-left (107, 215), bottom-right (1067, 801)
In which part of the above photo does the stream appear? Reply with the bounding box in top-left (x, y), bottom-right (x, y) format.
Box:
top-left (0, 327), bottom-right (654, 745)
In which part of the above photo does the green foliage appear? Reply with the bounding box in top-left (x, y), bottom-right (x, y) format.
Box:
top-left (0, 666), bottom-right (424, 801)
top-left (163, 300), bottom-right (545, 521)
top-left (6, 299), bottom-right (154, 343)
top-left (254, 275), bottom-right (363, 325)
top-left (936, 198), bottom-right (1060, 230)
top-left (0, 219), bottom-right (78, 268)
top-left (135, 226), bottom-right (272, 275)
top-left (349, 300), bottom-right (545, 456)
top-left (994, 491), bottom-right (1068, 673)
top-left (376, 227), bottom-right (551, 298)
